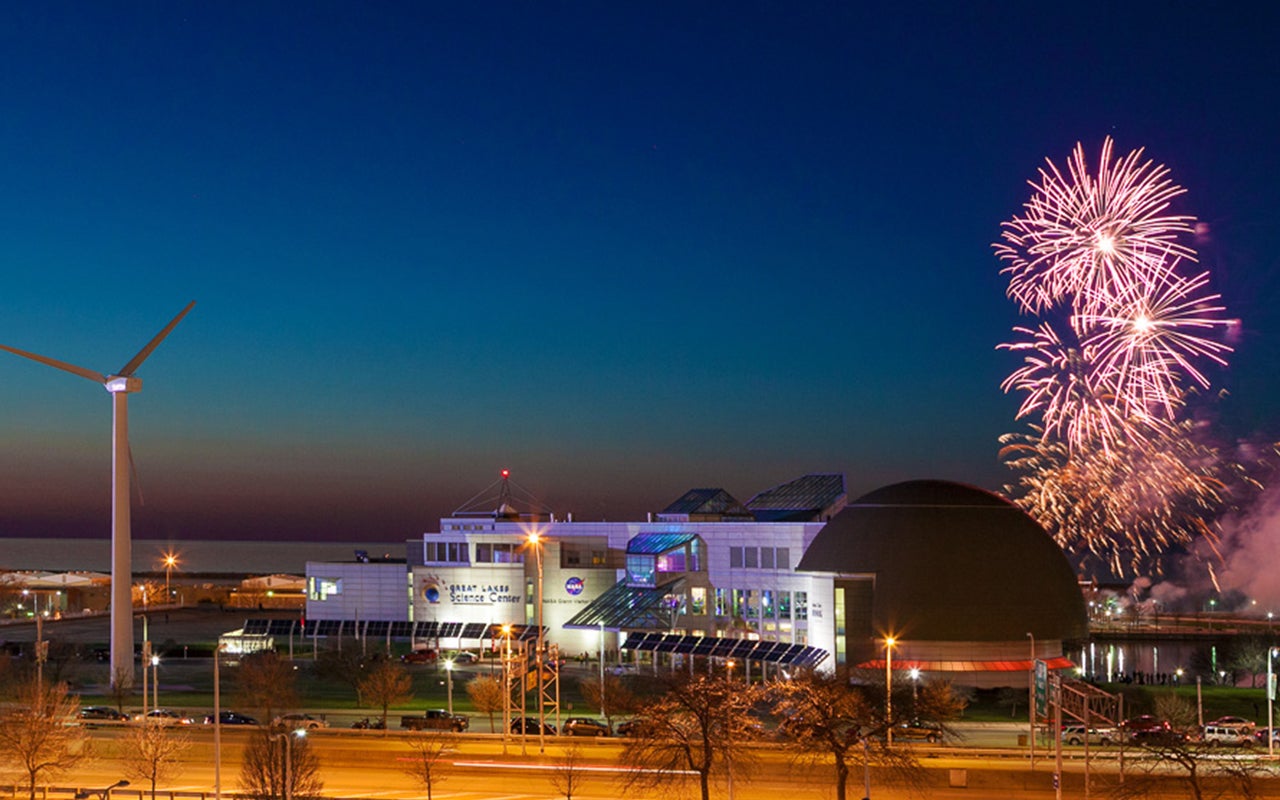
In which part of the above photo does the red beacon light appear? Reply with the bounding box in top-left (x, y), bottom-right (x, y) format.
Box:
top-left (501, 469), bottom-right (510, 479)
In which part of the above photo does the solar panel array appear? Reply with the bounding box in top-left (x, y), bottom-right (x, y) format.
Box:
top-left (623, 631), bottom-right (827, 668)
top-left (241, 619), bottom-right (544, 642)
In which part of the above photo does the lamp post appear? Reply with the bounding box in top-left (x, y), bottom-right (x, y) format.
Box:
top-left (501, 623), bottom-right (512, 752)
top-left (162, 551), bottom-right (178, 603)
top-left (445, 658), bottom-right (455, 716)
top-left (884, 636), bottom-right (895, 747)
top-left (526, 529), bottom-right (546, 753)
top-left (75, 780), bottom-right (130, 800)
top-left (268, 729), bottom-right (304, 800)
top-left (214, 644), bottom-right (223, 800)
top-left (1268, 647), bottom-right (1276, 758)
top-left (150, 654), bottom-right (160, 711)
top-left (1027, 631), bottom-right (1036, 769)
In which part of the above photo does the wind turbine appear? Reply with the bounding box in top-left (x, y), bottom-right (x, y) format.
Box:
top-left (0, 301), bottom-right (195, 688)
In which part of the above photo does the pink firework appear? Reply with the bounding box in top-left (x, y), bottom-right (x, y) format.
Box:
top-left (995, 137), bottom-right (1196, 315)
top-left (1079, 263), bottom-right (1233, 420)
top-left (999, 322), bottom-right (1135, 447)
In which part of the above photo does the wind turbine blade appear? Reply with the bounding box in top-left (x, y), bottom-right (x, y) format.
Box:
top-left (118, 301), bottom-right (196, 376)
top-left (0, 343), bottom-right (107, 384)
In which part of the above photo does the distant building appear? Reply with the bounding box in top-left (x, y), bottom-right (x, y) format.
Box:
top-left (305, 474), bottom-right (1086, 685)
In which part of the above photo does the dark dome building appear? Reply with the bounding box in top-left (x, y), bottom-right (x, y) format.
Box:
top-left (797, 479), bottom-right (1086, 686)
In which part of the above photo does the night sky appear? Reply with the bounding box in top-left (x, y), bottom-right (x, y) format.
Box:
top-left (1, 3), bottom-right (1277, 543)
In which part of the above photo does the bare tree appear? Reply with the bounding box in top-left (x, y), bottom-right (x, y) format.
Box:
top-left (465, 675), bottom-right (505, 733)
top-left (549, 741), bottom-right (588, 800)
top-left (1114, 736), bottom-right (1265, 800)
top-left (0, 680), bottom-right (90, 800)
top-left (121, 719), bottom-right (192, 799)
top-left (312, 641), bottom-right (371, 706)
top-left (618, 673), bottom-right (761, 800)
top-left (358, 659), bottom-right (414, 730)
top-left (770, 668), bottom-right (961, 800)
top-left (238, 727), bottom-right (324, 800)
top-left (577, 673), bottom-right (636, 730)
top-left (236, 650), bottom-right (299, 724)
top-left (400, 733), bottom-right (451, 800)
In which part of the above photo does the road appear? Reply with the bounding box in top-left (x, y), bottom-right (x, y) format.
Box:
top-left (43, 726), bottom-right (1280, 800)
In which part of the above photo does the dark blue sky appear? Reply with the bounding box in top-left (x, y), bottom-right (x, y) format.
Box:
top-left (1, 3), bottom-right (1277, 542)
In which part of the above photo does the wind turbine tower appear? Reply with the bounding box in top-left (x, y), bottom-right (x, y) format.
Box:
top-left (0, 301), bottom-right (195, 688)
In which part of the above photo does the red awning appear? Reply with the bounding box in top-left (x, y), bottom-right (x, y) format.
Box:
top-left (856, 656), bottom-right (1075, 672)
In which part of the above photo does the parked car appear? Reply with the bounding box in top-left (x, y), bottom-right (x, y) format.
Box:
top-left (401, 649), bottom-right (438, 664)
top-left (1061, 724), bottom-right (1117, 746)
top-left (1121, 715), bottom-right (1170, 736)
top-left (137, 708), bottom-right (194, 725)
top-left (204, 710), bottom-right (258, 725)
top-left (451, 651), bottom-right (479, 665)
top-left (1208, 715), bottom-right (1255, 729)
top-left (1254, 727), bottom-right (1280, 745)
top-left (1131, 728), bottom-right (1188, 747)
top-left (511, 717), bottom-right (557, 736)
top-left (890, 719), bottom-right (944, 744)
top-left (615, 718), bottom-right (647, 737)
top-left (562, 717), bottom-right (610, 737)
top-left (1202, 723), bottom-right (1255, 747)
top-left (274, 713), bottom-right (329, 730)
top-left (400, 709), bottom-right (469, 732)
top-left (79, 706), bottom-right (129, 724)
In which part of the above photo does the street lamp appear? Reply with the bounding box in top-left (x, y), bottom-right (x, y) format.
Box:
top-left (444, 658), bottom-right (455, 715)
top-left (909, 667), bottom-right (920, 707)
top-left (75, 780), bottom-right (130, 800)
top-left (525, 528), bottom-right (547, 752)
top-left (162, 551), bottom-right (179, 602)
top-left (884, 636), bottom-right (896, 747)
top-left (268, 728), bottom-right (305, 800)
top-left (150, 654), bottom-right (160, 711)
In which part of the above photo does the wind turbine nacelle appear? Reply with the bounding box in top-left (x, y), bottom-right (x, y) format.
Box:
top-left (105, 376), bottom-right (142, 393)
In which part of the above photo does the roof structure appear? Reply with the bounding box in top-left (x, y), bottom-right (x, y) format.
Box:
top-left (796, 479), bottom-right (1088, 643)
top-left (659, 488), bottom-right (753, 520)
top-left (623, 631), bottom-right (828, 669)
top-left (626, 532), bottom-right (698, 555)
top-left (563, 577), bottom-right (686, 631)
top-left (746, 473), bottom-right (847, 521)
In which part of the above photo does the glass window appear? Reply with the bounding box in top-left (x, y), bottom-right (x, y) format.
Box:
top-left (732, 589), bottom-right (746, 617)
top-left (715, 588), bottom-right (728, 616)
top-left (744, 548), bottom-right (758, 568)
top-left (795, 591), bottom-right (808, 621)
top-left (762, 589), bottom-right (774, 619)
top-left (476, 543), bottom-right (492, 563)
top-left (778, 590), bottom-right (792, 618)
top-left (760, 548), bottom-right (775, 569)
top-left (746, 589), bottom-right (759, 619)
top-left (690, 587), bottom-right (707, 615)
top-left (776, 548), bottom-right (789, 570)
top-left (729, 547), bottom-right (743, 568)
top-left (626, 554), bottom-right (656, 587)
top-left (308, 577), bottom-right (341, 601)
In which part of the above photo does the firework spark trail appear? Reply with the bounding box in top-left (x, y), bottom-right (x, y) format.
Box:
top-left (995, 137), bottom-right (1244, 576)
top-left (996, 137), bottom-right (1197, 316)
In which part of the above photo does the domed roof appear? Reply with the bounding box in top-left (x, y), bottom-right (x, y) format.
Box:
top-left (797, 479), bottom-right (1087, 642)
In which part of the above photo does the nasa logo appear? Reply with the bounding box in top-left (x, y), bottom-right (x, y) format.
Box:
top-left (564, 577), bottom-right (584, 596)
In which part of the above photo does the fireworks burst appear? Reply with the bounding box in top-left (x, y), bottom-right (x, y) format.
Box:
top-left (996, 136), bottom-right (1197, 316)
top-left (996, 138), bottom-right (1243, 575)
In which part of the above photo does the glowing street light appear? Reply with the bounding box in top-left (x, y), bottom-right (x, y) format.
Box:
top-left (162, 551), bottom-right (179, 602)
top-left (525, 528), bottom-right (547, 752)
top-left (884, 636), bottom-right (896, 747)
top-left (268, 728), bottom-right (306, 800)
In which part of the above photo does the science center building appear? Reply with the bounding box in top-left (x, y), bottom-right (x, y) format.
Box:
top-left (304, 474), bottom-right (1087, 685)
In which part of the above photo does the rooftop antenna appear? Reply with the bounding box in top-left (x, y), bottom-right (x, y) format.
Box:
top-left (0, 301), bottom-right (195, 689)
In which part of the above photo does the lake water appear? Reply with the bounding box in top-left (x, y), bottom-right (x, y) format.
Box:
top-left (0, 537), bottom-right (407, 575)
